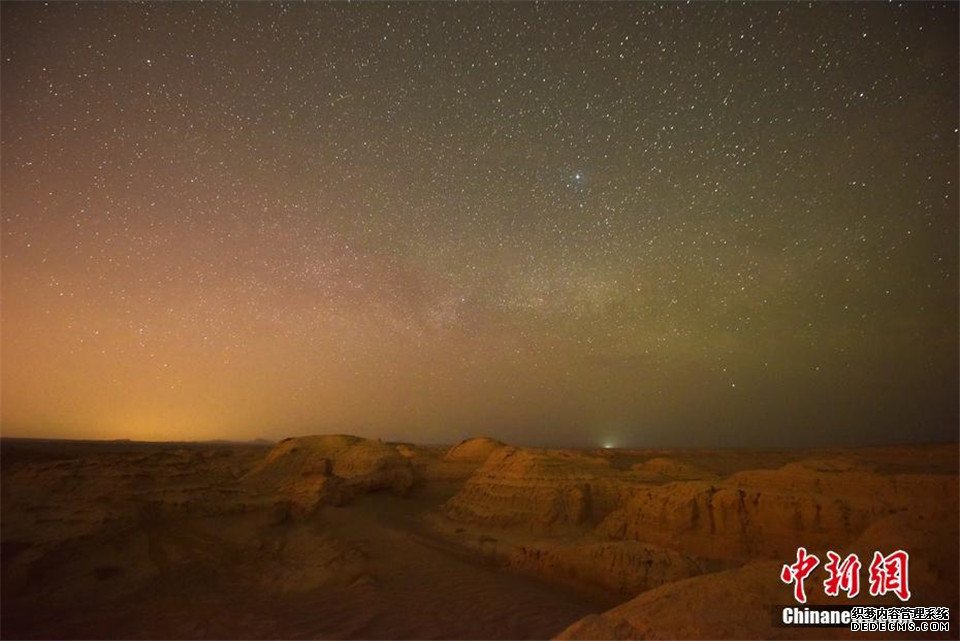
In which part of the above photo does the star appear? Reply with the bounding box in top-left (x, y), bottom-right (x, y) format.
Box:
top-left (0, 1), bottom-right (954, 447)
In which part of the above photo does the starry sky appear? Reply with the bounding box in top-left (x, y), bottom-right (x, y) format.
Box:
top-left (1, 2), bottom-right (957, 447)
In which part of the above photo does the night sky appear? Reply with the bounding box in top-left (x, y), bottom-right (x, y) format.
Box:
top-left (1, 2), bottom-right (957, 447)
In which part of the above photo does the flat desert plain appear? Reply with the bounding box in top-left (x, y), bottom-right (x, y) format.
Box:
top-left (1, 435), bottom-right (957, 639)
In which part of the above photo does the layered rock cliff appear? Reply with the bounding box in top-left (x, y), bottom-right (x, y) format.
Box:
top-left (242, 435), bottom-right (415, 516)
top-left (596, 458), bottom-right (957, 561)
top-left (442, 447), bottom-right (639, 532)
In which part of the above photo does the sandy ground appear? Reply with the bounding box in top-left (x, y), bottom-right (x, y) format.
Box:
top-left (1, 436), bottom-right (957, 640)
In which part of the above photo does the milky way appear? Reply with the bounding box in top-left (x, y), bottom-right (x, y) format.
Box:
top-left (1, 2), bottom-right (957, 446)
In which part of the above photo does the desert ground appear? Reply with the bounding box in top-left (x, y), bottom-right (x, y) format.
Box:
top-left (1, 435), bottom-right (957, 640)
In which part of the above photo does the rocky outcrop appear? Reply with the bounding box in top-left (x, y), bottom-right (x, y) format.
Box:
top-left (559, 497), bottom-right (960, 640)
top-left (443, 447), bottom-right (641, 532)
top-left (440, 448), bottom-right (737, 533)
top-left (629, 457), bottom-right (719, 482)
top-left (555, 560), bottom-right (898, 640)
top-left (509, 540), bottom-right (704, 597)
top-left (0, 445), bottom-right (267, 546)
top-left (443, 437), bottom-right (505, 463)
top-left (597, 458), bottom-right (958, 561)
top-left (849, 504), bottom-right (960, 612)
top-left (441, 448), bottom-right (959, 606)
top-left (555, 561), bottom-right (805, 640)
top-left (243, 435), bottom-right (415, 516)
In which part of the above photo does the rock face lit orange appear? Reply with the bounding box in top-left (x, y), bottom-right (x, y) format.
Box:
top-left (1, 436), bottom-right (957, 639)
